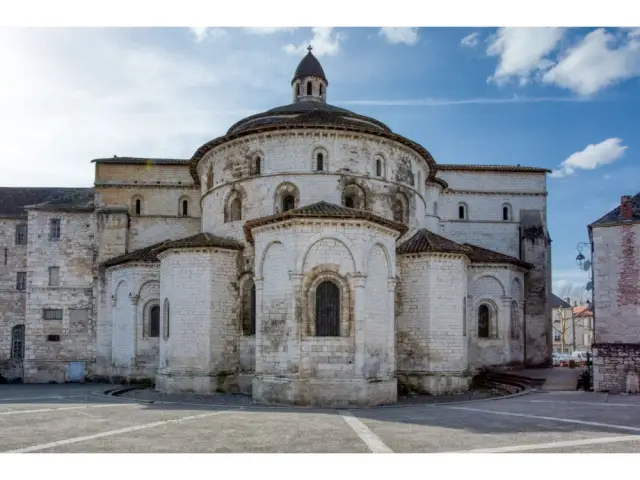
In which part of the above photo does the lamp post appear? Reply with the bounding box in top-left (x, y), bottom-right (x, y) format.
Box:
top-left (576, 241), bottom-right (596, 354)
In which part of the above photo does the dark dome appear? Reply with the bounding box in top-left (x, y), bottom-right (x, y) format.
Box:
top-left (226, 101), bottom-right (392, 135)
top-left (292, 51), bottom-right (327, 85)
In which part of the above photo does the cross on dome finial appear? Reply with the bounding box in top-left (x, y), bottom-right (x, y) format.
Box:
top-left (307, 45), bottom-right (313, 53)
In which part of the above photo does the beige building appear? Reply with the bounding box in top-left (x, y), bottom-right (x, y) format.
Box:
top-left (551, 294), bottom-right (593, 353)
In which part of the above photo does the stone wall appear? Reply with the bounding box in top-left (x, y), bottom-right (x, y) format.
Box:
top-left (23, 209), bottom-right (96, 383)
top-left (593, 343), bottom-right (640, 393)
top-left (0, 217), bottom-right (27, 375)
top-left (592, 223), bottom-right (640, 343)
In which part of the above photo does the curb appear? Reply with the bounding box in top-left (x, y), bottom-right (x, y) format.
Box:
top-left (91, 386), bottom-right (543, 412)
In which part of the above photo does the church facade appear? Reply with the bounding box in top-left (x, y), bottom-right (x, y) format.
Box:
top-left (0, 50), bottom-right (553, 406)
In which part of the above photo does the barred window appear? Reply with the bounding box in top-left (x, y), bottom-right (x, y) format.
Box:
top-left (149, 305), bottom-right (160, 338)
top-left (49, 218), bottom-right (61, 240)
top-left (315, 281), bottom-right (340, 337)
top-left (15, 224), bottom-right (27, 245)
top-left (47, 334), bottom-right (60, 342)
top-left (43, 308), bottom-right (63, 320)
top-left (16, 272), bottom-right (26, 291)
top-left (478, 305), bottom-right (490, 338)
top-left (11, 325), bottom-right (25, 359)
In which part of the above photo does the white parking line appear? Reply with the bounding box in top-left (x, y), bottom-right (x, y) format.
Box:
top-left (446, 406), bottom-right (640, 433)
top-left (446, 435), bottom-right (640, 453)
top-left (0, 395), bottom-right (87, 402)
top-left (4, 410), bottom-right (229, 453)
top-left (0, 403), bottom-right (140, 416)
top-left (340, 411), bottom-right (393, 453)
top-left (530, 399), bottom-right (640, 408)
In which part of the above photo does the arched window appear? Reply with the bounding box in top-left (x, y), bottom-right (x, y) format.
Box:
top-left (11, 324), bottom-right (25, 359)
top-left (319, 84), bottom-right (323, 96)
top-left (393, 198), bottom-right (404, 223)
top-left (181, 199), bottom-right (189, 217)
top-left (282, 194), bottom-right (296, 212)
top-left (315, 281), bottom-right (340, 336)
top-left (163, 299), bottom-right (170, 340)
top-left (376, 158), bottom-right (382, 177)
top-left (296, 83), bottom-right (300, 96)
top-left (510, 301), bottom-right (519, 340)
top-left (458, 204), bottom-right (467, 220)
top-left (132, 197), bottom-right (143, 216)
top-left (149, 305), bottom-right (160, 338)
top-left (502, 204), bottom-right (511, 221)
top-left (316, 152), bottom-right (324, 171)
top-left (434, 201), bottom-right (438, 216)
top-left (230, 198), bottom-right (242, 221)
top-left (254, 156), bottom-right (261, 175)
top-left (345, 196), bottom-right (355, 208)
top-left (306, 81), bottom-right (312, 95)
top-left (478, 304), bottom-right (490, 338)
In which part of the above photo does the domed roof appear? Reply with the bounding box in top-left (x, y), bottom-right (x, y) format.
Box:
top-left (292, 49), bottom-right (327, 85)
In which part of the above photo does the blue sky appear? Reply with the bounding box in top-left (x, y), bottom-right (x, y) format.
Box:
top-left (1, 26), bottom-right (638, 301)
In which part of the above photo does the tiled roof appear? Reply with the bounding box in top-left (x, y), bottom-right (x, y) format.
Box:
top-left (396, 228), bottom-right (533, 269)
top-left (463, 243), bottom-right (534, 269)
top-left (589, 192), bottom-right (640, 227)
top-left (292, 51), bottom-right (328, 84)
top-left (243, 201), bottom-right (408, 243)
top-left (550, 294), bottom-right (572, 309)
top-left (397, 229), bottom-right (471, 255)
top-left (437, 164), bottom-right (551, 174)
top-left (103, 232), bottom-right (244, 268)
top-left (91, 157), bottom-right (189, 165)
top-left (573, 305), bottom-right (593, 317)
top-left (0, 187), bottom-right (94, 218)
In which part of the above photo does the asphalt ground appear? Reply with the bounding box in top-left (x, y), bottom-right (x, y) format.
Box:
top-left (1, 384), bottom-right (640, 453)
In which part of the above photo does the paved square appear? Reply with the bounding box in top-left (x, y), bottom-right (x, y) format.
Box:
top-left (1, 385), bottom-right (640, 453)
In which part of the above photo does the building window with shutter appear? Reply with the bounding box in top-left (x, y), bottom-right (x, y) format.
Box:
top-left (49, 218), bottom-right (61, 240)
top-left (15, 224), bottom-right (27, 245)
top-left (16, 272), bottom-right (26, 291)
top-left (11, 325), bottom-right (25, 359)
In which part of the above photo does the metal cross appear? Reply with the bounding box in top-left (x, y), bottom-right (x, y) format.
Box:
top-left (307, 45), bottom-right (313, 53)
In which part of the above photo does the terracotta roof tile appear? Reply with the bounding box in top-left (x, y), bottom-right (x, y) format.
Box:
top-left (103, 232), bottom-right (243, 268)
top-left (243, 201), bottom-right (408, 243)
top-left (589, 191), bottom-right (640, 227)
top-left (397, 229), bottom-right (471, 255)
top-left (463, 243), bottom-right (533, 269)
top-left (573, 306), bottom-right (593, 317)
top-left (437, 164), bottom-right (551, 174)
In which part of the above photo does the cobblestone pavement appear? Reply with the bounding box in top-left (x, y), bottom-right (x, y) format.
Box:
top-left (1, 384), bottom-right (640, 453)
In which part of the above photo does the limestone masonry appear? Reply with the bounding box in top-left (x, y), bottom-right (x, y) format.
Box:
top-left (0, 49), bottom-right (553, 406)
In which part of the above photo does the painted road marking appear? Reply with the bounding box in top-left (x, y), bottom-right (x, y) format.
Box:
top-left (446, 435), bottom-right (640, 453)
top-left (0, 403), bottom-right (140, 416)
top-left (340, 411), bottom-right (393, 453)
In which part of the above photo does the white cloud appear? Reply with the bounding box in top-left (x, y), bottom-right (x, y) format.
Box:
top-left (378, 27), bottom-right (419, 46)
top-left (336, 95), bottom-right (583, 107)
top-left (460, 32), bottom-right (479, 48)
top-left (543, 28), bottom-right (640, 96)
top-left (551, 138), bottom-right (628, 178)
top-left (188, 27), bottom-right (227, 43)
top-left (283, 27), bottom-right (344, 57)
top-left (486, 27), bottom-right (565, 85)
top-left (244, 28), bottom-right (297, 35)
top-left (0, 29), bottom-right (293, 187)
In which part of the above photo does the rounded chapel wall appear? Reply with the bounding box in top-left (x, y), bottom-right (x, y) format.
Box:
top-left (198, 131), bottom-right (430, 239)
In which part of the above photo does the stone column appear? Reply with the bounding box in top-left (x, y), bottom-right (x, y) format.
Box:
top-left (253, 276), bottom-right (264, 375)
top-left (130, 293), bottom-right (140, 368)
top-left (289, 273), bottom-right (305, 374)
top-left (352, 274), bottom-right (367, 377)
top-left (387, 277), bottom-right (398, 374)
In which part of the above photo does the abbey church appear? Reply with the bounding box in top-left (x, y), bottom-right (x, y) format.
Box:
top-left (0, 49), bottom-right (552, 406)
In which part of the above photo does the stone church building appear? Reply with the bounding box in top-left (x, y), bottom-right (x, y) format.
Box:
top-left (0, 49), bottom-right (553, 406)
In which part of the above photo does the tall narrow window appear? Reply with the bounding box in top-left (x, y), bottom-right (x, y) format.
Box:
top-left (48, 267), bottom-right (60, 287)
top-left (463, 298), bottom-right (467, 337)
top-left (393, 199), bottom-right (404, 223)
top-left (49, 218), bottom-right (61, 240)
top-left (458, 204), bottom-right (466, 220)
top-left (230, 198), bottom-right (242, 221)
top-left (510, 301), bottom-right (519, 340)
top-left (11, 325), bottom-right (25, 359)
top-left (316, 152), bottom-right (324, 171)
top-left (306, 81), bottom-right (312, 95)
top-left (16, 272), bottom-right (26, 291)
top-left (319, 84), bottom-right (323, 96)
top-left (149, 305), bottom-right (160, 338)
top-left (15, 224), bottom-right (27, 245)
top-left (315, 281), bottom-right (340, 337)
top-left (282, 195), bottom-right (295, 212)
top-left (503, 205), bottom-right (510, 221)
top-left (478, 305), bottom-right (490, 338)
top-left (254, 156), bottom-right (261, 175)
top-left (207, 166), bottom-right (214, 190)
top-left (3, 247), bottom-right (7, 265)
top-left (376, 158), bottom-right (382, 177)
top-left (135, 199), bottom-right (141, 216)
top-left (296, 83), bottom-right (300, 96)
top-left (182, 199), bottom-right (189, 216)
